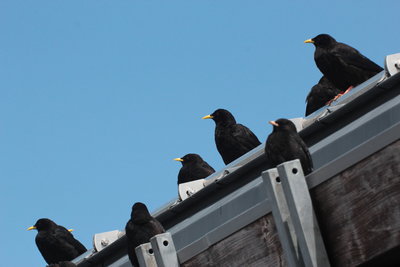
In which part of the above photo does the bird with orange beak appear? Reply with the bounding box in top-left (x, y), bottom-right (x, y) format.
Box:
top-left (265, 118), bottom-right (313, 175)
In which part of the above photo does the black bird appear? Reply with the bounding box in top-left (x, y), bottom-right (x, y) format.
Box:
top-left (305, 76), bottom-right (341, 116)
top-left (305, 34), bottom-right (383, 91)
top-left (125, 202), bottom-right (165, 267)
top-left (47, 261), bottom-right (77, 267)
top-left (265, 119), bottom-right (313, 175)
top-left (28, 218), bottom-right (87, 264)
top-left (174, 153), bottom-right (215, 184)
top-left (202, 109), bottom-right (261, 165)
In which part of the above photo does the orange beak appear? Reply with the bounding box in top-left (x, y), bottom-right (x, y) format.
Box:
top-left (269, 121), bottom-right (279, 127)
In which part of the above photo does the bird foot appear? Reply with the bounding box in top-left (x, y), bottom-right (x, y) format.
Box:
top-left (325, 98), bottom-right (335, 106)
top-left (343, 85), bottom-right (354, 94)
top-left (325, 86), bottom-right (354, 106)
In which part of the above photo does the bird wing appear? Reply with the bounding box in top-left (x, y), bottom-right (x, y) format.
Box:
top-left (125, 220), bottom-right (165, 249)
top-left (55, 226), bottom-right (87, 254)
top-left (333, 43), bottom-right (383, 72)
top-left (36, 230), bottom-right (79, 263)
top-left (294, 134), bottom-right (313, 173)
top-left (125, 220), bottom-right (140, 266)
top-left (192, 165), bottom-right (214, 180)
top-left (305, 81), bottom-right (341, 116)
top-left (178, 162), bottom-right (215, 184)
top-left (126, 219), bottom-right (165, 267)
top-left (266, 132), bottom-right (313, 175)
top-left (149, 219), bottom-right (165, 234)
top-left (58, 262), bottom-right (77, 267)
top-left (200, 161), bottom-right (216, 175)
top-left (231, 124), bottom-right (261, 149)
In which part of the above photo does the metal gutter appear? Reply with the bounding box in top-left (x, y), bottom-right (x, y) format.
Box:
top-left (301, 72), bottom-right (400, 146)
top-left (76, 67), bottom-right (400, 267)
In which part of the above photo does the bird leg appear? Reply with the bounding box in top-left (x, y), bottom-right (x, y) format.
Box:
top-left (341, 85), bottom-right (354, 95)
top-left (325, 86), bottom-right (354, 106)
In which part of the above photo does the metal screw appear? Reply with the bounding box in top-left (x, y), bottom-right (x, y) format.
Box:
top-left (186, 188), bottom-right (195, 196)
top-left (101, 239), bottom-right (109, 247)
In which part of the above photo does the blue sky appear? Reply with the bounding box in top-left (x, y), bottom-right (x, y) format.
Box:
top-left (1, 1), bottom-right (399, 266)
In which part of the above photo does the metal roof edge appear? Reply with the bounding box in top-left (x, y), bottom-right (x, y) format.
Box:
top-left (76, 63), bottom-right (400, 267)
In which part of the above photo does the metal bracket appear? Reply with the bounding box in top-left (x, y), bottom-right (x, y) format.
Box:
top-left (290, 117), bottom-right (306, 132)
top-left (178, 166), bottom-right (243, 201)
top-left (135, 242), bottom-right (158, 267)
top-left (178, 179), bottom-right (206, 201)
top-left (262, 168), bottom-right (303, 267)
top-left (150, 232), bottom-right (179, 267)
top-left (385, 53), bottom-right (400, 76)
top-left (262, 160), bottom-right (330, 267)
top-left (93, 230), bottom-right (124, 252)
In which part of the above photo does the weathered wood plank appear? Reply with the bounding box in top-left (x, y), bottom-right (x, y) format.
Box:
top-left (182, 214), bottom-right (286, 267)
top-left (181, 140), bottom-right (400, 267)
top-left (311, 139), bottom-right (400, 267)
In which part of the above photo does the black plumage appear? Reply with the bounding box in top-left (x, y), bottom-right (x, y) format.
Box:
top-left (265, 119), bottom-right (313, 175)
top-left (202, 109), bottom-right (261, 165)
top-left (47, 261), bottom-right (77, 267)
top-left (125, 202), bottom-right (165, 267)
top-left (305, 76), bottom-right (341, 116)
top-left (174, 153), bottom-right (215, 184)
top-left (28, 218), bottom-right (87, 264)
top-left (305, 34), bottom-right (383, 90)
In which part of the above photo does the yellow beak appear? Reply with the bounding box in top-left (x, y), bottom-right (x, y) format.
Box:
top-left (304, 39), bottom-right (314, 44)
top-left (173, 158), bottom-right (184, 162)
top-left (269, 121), bottom-right (279, 127)
top-left (202, 115), bottom-right (213, 120)
top-left (27, 226), bottom-right (72, 231)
